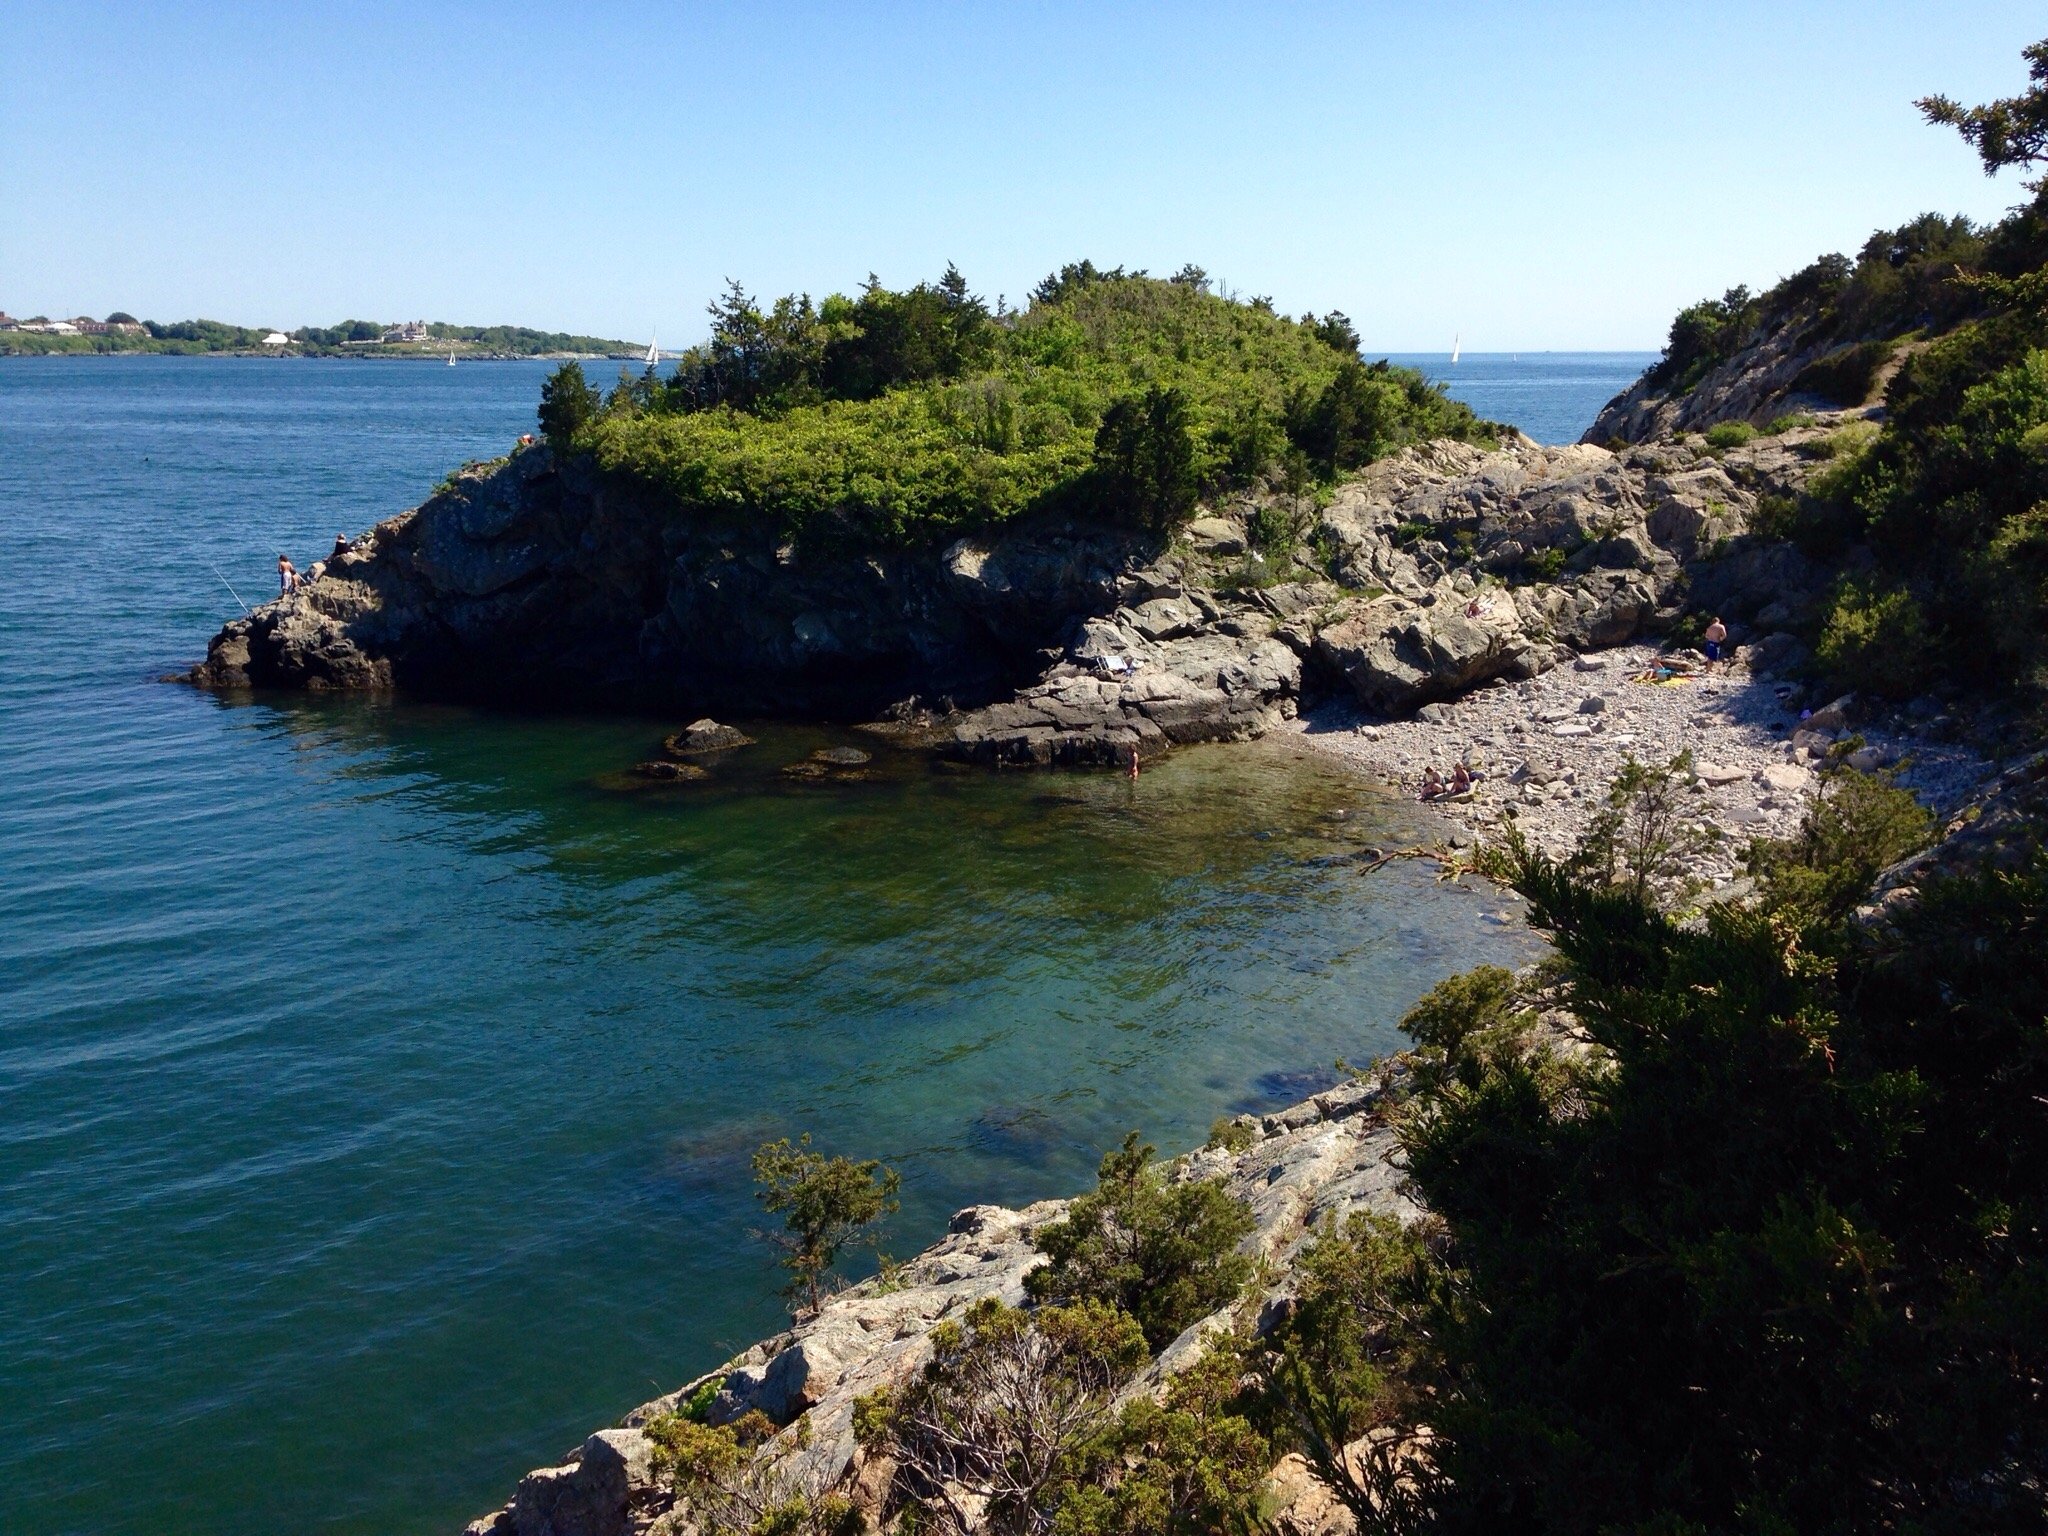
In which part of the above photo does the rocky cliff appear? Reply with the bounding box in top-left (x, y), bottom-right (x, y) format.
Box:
top-left (189, 428), bottom-right (1831, 762)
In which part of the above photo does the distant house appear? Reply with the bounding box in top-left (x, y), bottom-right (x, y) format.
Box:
top-left (380, 319), bottom-right (432, 343)
top-left (0, 312), bottom-right (16, 330)
top-left (22, 320), bottom-right (79, 335)
top-left (261, 332), bottom-right (292, 347)
top-left (72, 316), bottom-right (110, 334)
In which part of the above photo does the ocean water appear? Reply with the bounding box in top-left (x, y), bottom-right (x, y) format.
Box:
top-left (1391, 351), bottom-right (1657, 446)
top-left (0, 354), bottom-right (1616, 1535)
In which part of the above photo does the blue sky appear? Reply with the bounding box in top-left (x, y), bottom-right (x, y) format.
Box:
top-left (3, 2), bottom-right (2042, 349)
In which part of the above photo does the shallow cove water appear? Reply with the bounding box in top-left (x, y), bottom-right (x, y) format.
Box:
top-left (0, 356), bottom-right (1606, 1535)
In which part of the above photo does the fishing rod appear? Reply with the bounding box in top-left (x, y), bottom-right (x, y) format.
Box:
top-left (208, 560), bottom-right (251, 614)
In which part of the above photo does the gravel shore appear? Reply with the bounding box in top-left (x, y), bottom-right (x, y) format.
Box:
top-left (1286, 644), bottom-right (1992, 894)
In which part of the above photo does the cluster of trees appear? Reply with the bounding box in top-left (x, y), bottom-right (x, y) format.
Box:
top-left (536, 262), bottom-right (1493, 546)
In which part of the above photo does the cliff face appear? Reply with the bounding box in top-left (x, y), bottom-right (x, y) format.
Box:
top-left (1583, 297), bottom-right (1919, 448)
top-left (189, 430), bottom-right (1828, 755)
top-left (190, 447), bottom-right (1150, 715)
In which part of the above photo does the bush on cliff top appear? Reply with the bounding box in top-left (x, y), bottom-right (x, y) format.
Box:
top-left (1025, 1130), bottom-right (1256, 1351)
top-left (550, 266), bottom-right (1494, 545)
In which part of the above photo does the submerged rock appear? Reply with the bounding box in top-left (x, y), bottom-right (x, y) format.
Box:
top-left (627, 759), bottom-right (710, 782)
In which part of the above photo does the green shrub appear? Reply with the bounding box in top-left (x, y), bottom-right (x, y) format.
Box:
top-left (858, 1300), bottom-right (1268, 1536)
top-left (1749, 492), bottom-right (1800, 540)
top-left (750, 1135), bottom-right (900, 1317)
top-left (1555, 751), bottom-right (1713, 906)
top-left (1285, 356), bottom-right (1491, 475)
top-left (1765, 411), bottom-right (1819, 434)
top-left (1205, 1116), bottom-right (1257, 1154)
top-left (1813, 578), bottom-right (1934, 697)
top-left (537, 360), bottom-right (600, 448)
top-left (1747, 769), bottom-right (1932, 929)
top-left (1522, 545), bottom-right (1568, 580)
top-left (1093, 385), bottom-right (1198, 530)
top-left (676, 1376), bottom-right (722, 1424)
top-left (1792, 338), bottom-right (1897, 405)
top-left (1647, 286), bottom-right (1762, 392)
top-left (1704, 420), bottom-right (1758, 451)
top-left (646, 1413), bottom-right (862, 1535)
top-left (1054, 1339), bottom-right (1272, 1536)
top-left (1245, 501), bottom-right (1296, 554)
top-left (1268, 826), bottom-right (2048, 1534)
top-left (1810, 418), bottom-right (1880, 462)
top-left (1026, 1132), bottom-right (1256, 1350)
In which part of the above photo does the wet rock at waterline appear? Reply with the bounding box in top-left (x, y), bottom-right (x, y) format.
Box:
top-left (664, 719), bottom-right (755, 757)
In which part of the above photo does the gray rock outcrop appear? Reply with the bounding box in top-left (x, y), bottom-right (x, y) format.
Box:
top-left (189, 423), bottom-right (1833, 761)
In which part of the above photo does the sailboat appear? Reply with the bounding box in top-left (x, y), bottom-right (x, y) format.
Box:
top-left (644, 335), bottom-right (659, 370)
top-left (1450, 334), bottom-right (1461, 366)
top-left (446, 348), bottom-right (456, 367)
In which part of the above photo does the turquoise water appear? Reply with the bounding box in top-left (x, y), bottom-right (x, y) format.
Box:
top-left (0, 356), bottom-right (1596, 1535)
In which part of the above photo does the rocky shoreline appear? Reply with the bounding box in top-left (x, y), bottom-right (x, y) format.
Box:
top-left (463, 1070), bottom-right (1425, 1536)
top-left (1288, 641), bottom-right (1992, 893)
top-left (187, 416), bottom-right (1855, 776)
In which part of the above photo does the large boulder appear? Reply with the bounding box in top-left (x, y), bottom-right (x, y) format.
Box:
top-left (1312, 597), bottom-right (1532, 715)
top-left (500, 1429), bottom-right (655, 1536)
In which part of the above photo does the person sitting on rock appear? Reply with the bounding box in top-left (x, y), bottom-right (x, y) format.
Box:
top-left (332, 534), bottom-right (351, 562)
top-left (1420, 767), bottom-right (1446, 801)
top-left (1449, 761), bottom-right (1474, 795)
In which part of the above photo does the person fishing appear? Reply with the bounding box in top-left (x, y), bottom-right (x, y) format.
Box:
top-left (276, 554), bottom-right (300, 595)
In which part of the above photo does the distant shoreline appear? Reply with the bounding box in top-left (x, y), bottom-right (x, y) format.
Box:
top-left (0, 349), bottom-right (643, 362)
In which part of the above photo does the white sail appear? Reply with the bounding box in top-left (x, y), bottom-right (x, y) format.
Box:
top-left (645, 335), bottom-right (658, 368)
top-left (1450, 333), bottom-right (1461, 365)
top-left (446, 348), bottom-right (456, 366)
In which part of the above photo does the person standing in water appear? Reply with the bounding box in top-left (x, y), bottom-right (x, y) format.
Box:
top-left (1126, 744), bottom-right (1141, 782)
